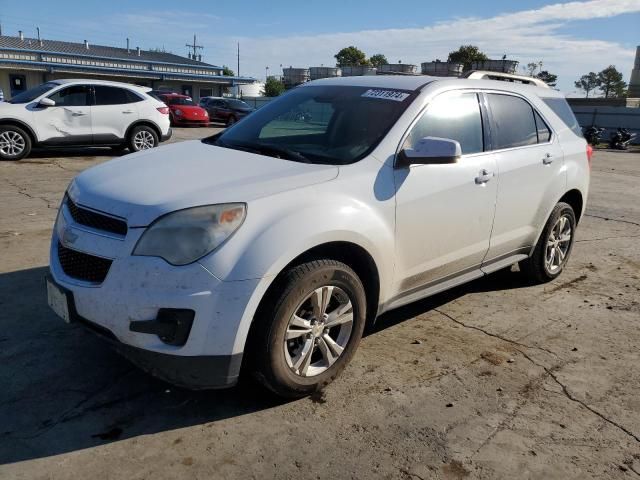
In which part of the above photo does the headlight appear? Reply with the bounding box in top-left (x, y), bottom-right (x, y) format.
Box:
top-left (175, 109), bottom-right (183, 116)
top-left (133, 204), bottom-right (246, 265)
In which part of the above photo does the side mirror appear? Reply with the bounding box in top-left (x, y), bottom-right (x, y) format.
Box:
top-left (38, 97), bottom-right (56, 108)
top-left (396, 136), bottom-right (461, 168)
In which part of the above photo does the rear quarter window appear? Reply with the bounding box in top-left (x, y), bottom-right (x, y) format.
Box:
top-left (541, 97), bottom-right (582, 137)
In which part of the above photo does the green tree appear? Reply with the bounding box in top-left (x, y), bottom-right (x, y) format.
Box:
top-left (574, 72), bottom-right (599, 98)
top-left (222, 65), bottom-right (235, 76)
top-left (447, 45), bottom-right (488, 71)
top-left (335, 46), bottom-right (369, 67)
top-left (369, 53), bottom-right (388, 68)
top-left (536, 70), bottom-right (558, 87)
top-left (597, 65), bottom-right (627, 98)
top-left (526, 61), bottom-right (544, 76)
top-left (263, 76), bottom-right (285, 97)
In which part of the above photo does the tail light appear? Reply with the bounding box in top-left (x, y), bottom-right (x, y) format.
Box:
top-left (586, 144), bottom-right (593, 171)
top-left (157, 106), bottom-right (170, 115)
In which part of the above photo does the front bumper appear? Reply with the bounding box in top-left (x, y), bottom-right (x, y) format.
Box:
top-left (49, 198), bottom-right (261, 388)
top-left (173, 117), bottom-right (210, 126)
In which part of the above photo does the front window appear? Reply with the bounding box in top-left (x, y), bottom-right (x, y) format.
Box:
top-left (8, 82), bottom-right (58, 104)
top-left (404, 92), bottom-right (484, 155)
top-left (48, 85), bottom-right (91, 107)
top-left (206, 85), bottom-right (416, 165)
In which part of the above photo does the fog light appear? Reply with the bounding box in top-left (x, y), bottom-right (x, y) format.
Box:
top-left (129, 308), bottom-right (194, 346)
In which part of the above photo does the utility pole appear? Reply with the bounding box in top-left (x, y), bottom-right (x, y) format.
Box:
top-left (237, 42), bottom-right (240, 77)
top-left (185, 34), bottom-right (203, 60)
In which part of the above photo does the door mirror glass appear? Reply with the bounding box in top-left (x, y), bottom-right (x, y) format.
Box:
top-left (397, 136), bottom-right (461, 167)
top-left (38, 97), bottom-right (56, 107)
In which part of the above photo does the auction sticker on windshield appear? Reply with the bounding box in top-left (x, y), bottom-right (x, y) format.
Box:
top-left (361, 89), bottom-right (410, 102)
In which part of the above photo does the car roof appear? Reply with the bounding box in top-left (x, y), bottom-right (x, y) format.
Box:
top-left (304, 75), bottom-right (564, 98)
top-left (308, 75), bottom-right (435, 91)
top-left (52, 78), bottom-right (152, 93)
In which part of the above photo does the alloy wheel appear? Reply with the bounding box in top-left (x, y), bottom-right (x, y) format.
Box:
top-left (133, 130), bottom-right (155, 150)
top-left (284, 286), bottom-right (354, 377)
top-left (0, 131), bottom-right (26, 157)
top-left (545, 214), bottom-right (572, 273)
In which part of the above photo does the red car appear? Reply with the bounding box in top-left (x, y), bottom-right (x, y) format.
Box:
top-left (158, 93), bottom-right (209, 127)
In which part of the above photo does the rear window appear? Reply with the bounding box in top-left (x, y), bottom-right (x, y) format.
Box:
top-left (94, 86), bottom-right (142, 105)
top-left (487, 94), bottom-right (538, 149)
top-left (542, 97), bottom-right (582, 137)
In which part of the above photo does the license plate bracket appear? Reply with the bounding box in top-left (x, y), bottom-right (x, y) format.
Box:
top-left (46, 276), bottom-right (74, 324)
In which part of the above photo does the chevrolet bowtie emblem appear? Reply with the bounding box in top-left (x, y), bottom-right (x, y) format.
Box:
top-left (62, 227), bottom-right (78, 245)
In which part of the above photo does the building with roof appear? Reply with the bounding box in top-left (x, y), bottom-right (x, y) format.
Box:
top-left (0, 32), bottom-right (256, 101)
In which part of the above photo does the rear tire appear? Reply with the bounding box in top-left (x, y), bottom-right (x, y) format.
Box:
top-left (250, 260), bottom-right (367, 398)
top-left (520, 202), bottom-right (576, 283)
top-left (0, 125), bottom-right (31, 161)
top-left (128, 125), bottom-right (158, 152)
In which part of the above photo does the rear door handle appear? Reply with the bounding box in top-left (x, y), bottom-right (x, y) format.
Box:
top-left (543, 153), bottom-right (554, 165)
top-left (475, 169), bottom-right (494, 185)
top-left (69, 111), bottom-right (87, 117)
top-left (122, 110), bottom-right (134, 114)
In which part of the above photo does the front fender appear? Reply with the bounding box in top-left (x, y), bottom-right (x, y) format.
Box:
top-left (199, 187), bottom-right (395, 288)
top-left (197, 184), bottom-right (396, 355)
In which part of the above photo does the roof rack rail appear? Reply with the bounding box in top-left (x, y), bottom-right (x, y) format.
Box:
top-left (463, 70), bottom-right (550, 88)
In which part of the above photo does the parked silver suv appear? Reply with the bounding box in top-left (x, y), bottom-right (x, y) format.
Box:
top-left (48, 72), bottom-right (590, 397)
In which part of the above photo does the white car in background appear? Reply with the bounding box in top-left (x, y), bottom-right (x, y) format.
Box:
top-left (0, 79), bottom-right (172, 160)
top-left (47, 72), bottom-right (590, 397)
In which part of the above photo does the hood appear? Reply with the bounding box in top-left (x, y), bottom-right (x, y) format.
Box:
top-left (171, 105), bottom-right (207, 116)
top-left (70, 140), bottom-right (338, 226)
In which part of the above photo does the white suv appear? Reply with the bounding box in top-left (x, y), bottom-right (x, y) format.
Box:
top-left (0, 79), bottom-right (171, 160)
top-left (47, 73), bottom-right (590, 397)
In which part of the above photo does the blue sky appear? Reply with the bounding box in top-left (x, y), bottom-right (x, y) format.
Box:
top-left (1, 0), bottom-right (638, 93)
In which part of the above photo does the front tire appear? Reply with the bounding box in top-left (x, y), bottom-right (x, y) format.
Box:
top-left (251, 260), bottom-right (367, 398)
top-left (226, 115), bottom-right (237, 126)
top-left (0, 125), bottom-right (31, 161)
top-left (128, 125), bottom-right (158, 152)
top-left (520, 202), bottom-right (576, 283)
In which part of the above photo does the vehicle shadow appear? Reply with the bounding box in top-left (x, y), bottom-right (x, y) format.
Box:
top-left (0, 264), bottom-right (530, 465)
top-left (28, 147), bottom-right (121, 159)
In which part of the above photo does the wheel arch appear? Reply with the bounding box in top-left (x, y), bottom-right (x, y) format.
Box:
top-left (0, 118), bottom-right (38, 144)
top-left (240, 240), bottom-right (381, 369)
top-left (558, 189), bottom-right (584, 223)
top-left (125, 120), bottom-right (162, 141)
top-left (529, 188), bottom-right (585, 256)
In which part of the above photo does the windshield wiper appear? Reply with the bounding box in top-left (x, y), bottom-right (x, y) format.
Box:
top-left (220, 141), bottom-right (312, 164)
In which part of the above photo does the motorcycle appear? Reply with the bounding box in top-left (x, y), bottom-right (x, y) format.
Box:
top-left (583, 125), bottom-right (606, 146)
top-left (609, 128), bottom-right (637, 150)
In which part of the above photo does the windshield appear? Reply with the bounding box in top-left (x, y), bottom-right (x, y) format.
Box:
top-left (166, 97), bottom-right (195, 106)
top-left (205, 85), bottom-right (415, 165)
top-left (9, 82), bottom-right (59, 104)
top-left (227, 99), bottom-right (251, 109)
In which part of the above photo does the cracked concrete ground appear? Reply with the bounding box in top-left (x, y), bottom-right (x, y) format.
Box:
top-left (1, 132), bottom-right (639, 479)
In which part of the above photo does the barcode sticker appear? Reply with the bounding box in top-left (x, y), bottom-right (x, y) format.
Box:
top-left (361, 89), bottom-right (410, 102)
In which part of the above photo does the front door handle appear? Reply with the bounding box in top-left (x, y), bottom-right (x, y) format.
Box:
top-left (122, 110), bottom-right (134, 114)
top-left (475, 169), bottom-right (494, 185)
top-left (543, 153), bottom-right (554, 165)
top-left (71, 111), bottom-right (87, 117)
